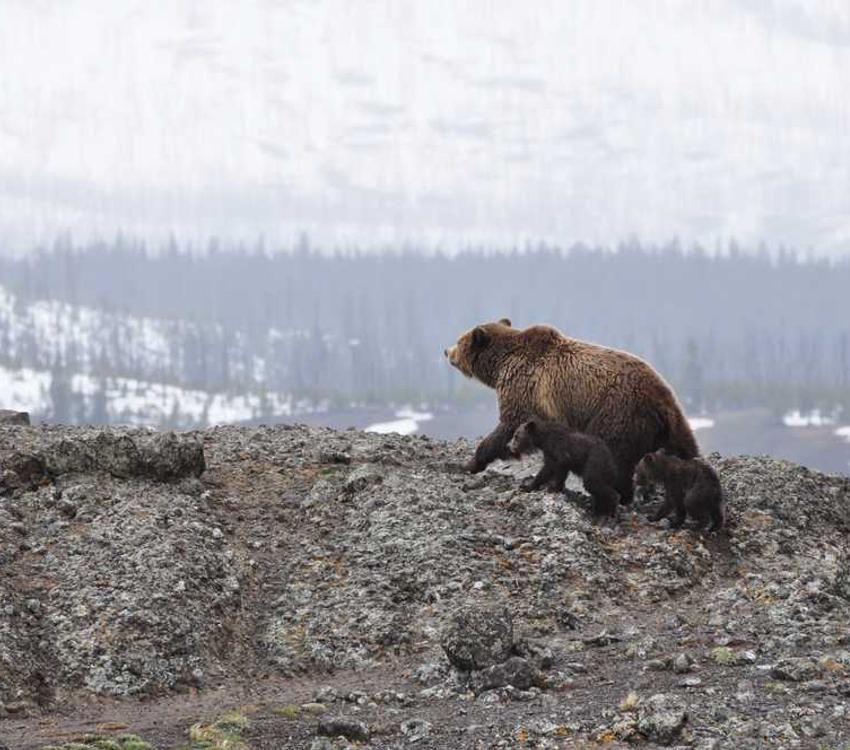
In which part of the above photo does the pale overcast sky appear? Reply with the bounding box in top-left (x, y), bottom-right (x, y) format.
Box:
top-left (1, 0), bottom-right (849, 254)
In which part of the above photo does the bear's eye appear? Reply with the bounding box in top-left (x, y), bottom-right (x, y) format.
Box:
top-left (471, 327), bottom-right (488, 349)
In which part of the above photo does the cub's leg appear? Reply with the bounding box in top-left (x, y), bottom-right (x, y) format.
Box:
top-left (649, 490), bottom-right (674, 523)
top-left (521, 461), bottom-right (556, 492)
top-left (545, 464), bottom-right (570, 493)
top-left (667, 489), bottom-right (687, 529)
top-left (708, 495), bottom-right (725, 532)
top-left (684, 486), bottom-right (724, 532)
top-left (583, 474), bottom-right (620, 518)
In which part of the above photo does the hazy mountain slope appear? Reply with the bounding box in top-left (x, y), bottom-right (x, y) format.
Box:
top-left (1, 1), bottom-right (849, 253)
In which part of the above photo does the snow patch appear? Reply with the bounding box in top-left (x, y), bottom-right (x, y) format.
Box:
top-left (688, 416), bottom-right (715, 431)
top-left (0, 364), bottom-right (51, 414)
top-left (366, 406), bottom-right (434, 436)
top-left (783, 409), bottom-right (837, 427)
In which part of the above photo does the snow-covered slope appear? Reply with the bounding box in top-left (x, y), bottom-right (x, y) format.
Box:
top-left (0, 284), bottom-right (302, 426)
top-left (0, 283), bottom-right (172, 373)
top-left (0, 363), bottom-right (299, 426)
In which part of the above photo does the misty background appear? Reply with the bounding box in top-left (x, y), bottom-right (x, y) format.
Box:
top-left (1, 1), bottom-right (849, 474)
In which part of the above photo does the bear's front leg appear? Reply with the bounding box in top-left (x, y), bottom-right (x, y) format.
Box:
top-left (649, 492), bottom-right (673, 522)
top-left (544, 465), bottom-right (569, 493)
top-left (466, 422), bottom-right (515, 473)
top-left (521, 463), bottom-right (554, 492)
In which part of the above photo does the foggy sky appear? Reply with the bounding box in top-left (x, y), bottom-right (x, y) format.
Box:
top-left (2, 0), bottom-right (849, 255)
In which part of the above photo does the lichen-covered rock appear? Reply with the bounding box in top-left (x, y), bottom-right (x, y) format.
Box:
top-left (139, 431), bottom-right (206, 480)
top-left (0, 410), bottom-right (30, 425)
top-left (317, 715), bottom-right (370, 742)
top-left (441, 603), bottom-right (514, 671)
top-left (342, 463), bottom-right (383, 494)
top-left (470, 656), bottom-right (539, 694)
top-left (400, 718), bottom-right (432, 742)
top-left (636, 693), bottom-right (688, 744)
top-left (0, 450), bottom-right (46, 490)
top-left (34, 429), bottom-right (205, 481)
top-left (770, 657), bottom-right (821, 682)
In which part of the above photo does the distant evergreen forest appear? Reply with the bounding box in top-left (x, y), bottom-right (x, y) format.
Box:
top-left (1, 237), bottom-right (849, 419)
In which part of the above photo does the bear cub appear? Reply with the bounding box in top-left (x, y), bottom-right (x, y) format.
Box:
top-left (508, 420), bottom-right (620, 518)
top-left (634, 450), bottom-right (725, 531)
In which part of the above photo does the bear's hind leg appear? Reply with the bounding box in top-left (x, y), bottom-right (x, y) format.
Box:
top-left (685, 486), bottom-right (724, 532)
top-left (609, 455), bottom-right (636, 505)
top-left (583, 476), bottom-right (620, 518)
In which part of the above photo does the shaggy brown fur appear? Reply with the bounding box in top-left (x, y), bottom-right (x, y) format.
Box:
top-left (445, 319), bottom-right (699, 503)
top-left (509, 420), bottom-right (620, 517)
top-left (634, 450), bottom-right (725, 531)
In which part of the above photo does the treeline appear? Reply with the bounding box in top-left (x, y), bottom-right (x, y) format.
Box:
top-left (1, 236), bottom-right (849, 418)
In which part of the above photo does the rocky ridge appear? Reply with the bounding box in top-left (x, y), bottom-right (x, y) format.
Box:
top-left (0, 423), bottom-right (848, 749)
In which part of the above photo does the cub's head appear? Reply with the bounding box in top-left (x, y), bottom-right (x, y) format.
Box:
top-left (508, 419), bottom-right (539, 458)
top-left (444, 318), bottom-right (514, 386)
top-left (633, 449), bottom-right (669, 487)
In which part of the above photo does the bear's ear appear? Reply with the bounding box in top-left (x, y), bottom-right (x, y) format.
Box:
top-left (471, 326), bottom-right (489, 349)
top-left (498, 318), bottom-right (512, 327)
top-left (642, 452), bottom-right (655, 467)
top-left (525, 419), bottom-right (536, 432)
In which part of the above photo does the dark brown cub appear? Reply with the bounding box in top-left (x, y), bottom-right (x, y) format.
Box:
top-left (634, 450), bottom-right (725, 531)
top-left (509, 420), bottom-right (620, 518)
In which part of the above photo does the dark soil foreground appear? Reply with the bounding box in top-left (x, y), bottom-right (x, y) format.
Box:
top-left (1, 424), bottom-right (849, 750)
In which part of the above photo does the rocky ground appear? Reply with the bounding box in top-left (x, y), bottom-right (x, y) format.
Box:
top-left (0, 422), bottom-right (849, 749)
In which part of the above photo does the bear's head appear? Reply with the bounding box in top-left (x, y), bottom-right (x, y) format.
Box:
top-left (508, 419), bottom-right (538, 458)
top-left (444, 318), bottom-right (514, 386)
top-left (633, 449), bottom-right (671, 487)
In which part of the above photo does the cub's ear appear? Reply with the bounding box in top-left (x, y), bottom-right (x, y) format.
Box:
top-left (642, 452), bottom-right (655, 466)
top-left (498, 318), bottom-right (512, 327)
top-left (471, 326), bottom-right (489, 349)
top-left (525, 419), bottom-right (537, 432)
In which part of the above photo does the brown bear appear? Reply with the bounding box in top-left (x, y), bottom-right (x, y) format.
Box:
top-left (508, 419), bottom-right (620, 518)
top-left (444, 319), bottom-right (698, 503)
top-left (633, 450), bottom-right (725, 531)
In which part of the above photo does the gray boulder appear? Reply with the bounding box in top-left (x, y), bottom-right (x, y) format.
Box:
top-left (317, 716), bottom-right (370, 742)
top-left (0, 450), bottom-right (46, 491)
top-left (0, 410), bottom-right (29, 426)
top-left (139, 431), bottom-right (206, 480)
top-left (471, 656), bottom-right (539, 694)
top-left (41, 430), bottom-right (205, 480)
top-left (637, 693), bottom-right (688, 744)
top-left (441, 603), bottom-right (514, 671)
top-left (770, 657), bottom-right (821, 682)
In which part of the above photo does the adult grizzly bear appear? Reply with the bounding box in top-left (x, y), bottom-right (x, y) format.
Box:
top-left (444, 319), bottom-right (698, 503)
